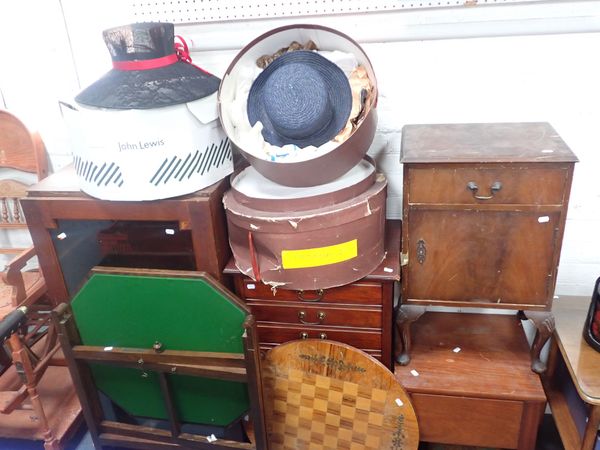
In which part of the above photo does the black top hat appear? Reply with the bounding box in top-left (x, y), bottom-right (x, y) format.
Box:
top-left (246, 51), bottom-right (352, 148)
top-left (75, 22), bottom-right (220, 109)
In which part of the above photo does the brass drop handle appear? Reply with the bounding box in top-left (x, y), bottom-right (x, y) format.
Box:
top-left (299, 332), bottom-right (309, 339)
top-left (297, 289), bottom-right (325, 302)
top-left (319, 333), bottom-right (327, 340)
top-left (467, 181), bottom-right (502, 200)
top-left (298, 311), bottom-right (326, 325)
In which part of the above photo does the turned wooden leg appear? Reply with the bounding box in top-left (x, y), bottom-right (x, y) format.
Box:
top-left (9, 334), bottom-right (59, 450)
top-left (524, 311), bottom-right (555, 374)
top-left (394, 305), bottom-right (426, 365)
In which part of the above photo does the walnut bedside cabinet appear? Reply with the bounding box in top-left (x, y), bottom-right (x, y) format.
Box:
top-left (396, 122), bottom-right (578, 373)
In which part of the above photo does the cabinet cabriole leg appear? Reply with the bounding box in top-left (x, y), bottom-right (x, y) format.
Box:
top-left (395, 305), bottom-right (426, 365)
top-left (524, 311), bottom-right (555, 374)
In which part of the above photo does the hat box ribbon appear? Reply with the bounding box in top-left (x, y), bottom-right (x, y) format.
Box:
top-left (111, 36), bottom-right (212, 76)
top-left (112, 54), bottom-right (179, 71)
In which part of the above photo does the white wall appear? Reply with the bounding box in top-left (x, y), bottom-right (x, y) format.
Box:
top-left (1, 1), bottom-right (599, 295)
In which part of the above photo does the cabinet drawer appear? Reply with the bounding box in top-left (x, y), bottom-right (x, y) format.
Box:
top-left (408, 165), bottom-right (569, 205)
top-left (411, 393), bottom-right (523, 448)
top-left (240, 279), bottom-right (383, 305)
top-left (256, 323), bottom-right (382, 351)
top-left (246, 301), bottom-right (382, 328)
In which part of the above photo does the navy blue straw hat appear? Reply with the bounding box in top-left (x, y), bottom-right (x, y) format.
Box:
top-left (247, 51), bottom-right (352, 148)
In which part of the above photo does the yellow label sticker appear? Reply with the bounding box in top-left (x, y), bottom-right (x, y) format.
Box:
top-left (281, 239), bottom-right (358, 269)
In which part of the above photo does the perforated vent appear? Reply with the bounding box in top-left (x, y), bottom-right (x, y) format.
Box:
top-left (130, 0), bottom-right (547, 24)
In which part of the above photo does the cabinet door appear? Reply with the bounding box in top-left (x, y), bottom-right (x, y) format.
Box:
top-left (405, 209), bottom-right (560, 307)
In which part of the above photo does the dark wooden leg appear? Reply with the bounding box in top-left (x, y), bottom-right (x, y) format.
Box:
top-left (524, 311), bottom-right (555, 374)
top-left (52, 304), bottom-right (105, 450)
top-left (394, 305), bottom-right (426, 365)
top-left (243, 315), bottom-right (269, 450)
top-left (582, 405), bottom-right (600, 450)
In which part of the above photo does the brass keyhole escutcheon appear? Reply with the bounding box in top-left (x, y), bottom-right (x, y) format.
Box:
top-left (417, 239), bottom-right (426, 265)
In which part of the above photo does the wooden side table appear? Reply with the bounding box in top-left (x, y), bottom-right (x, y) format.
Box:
top-left (224, 220), bottom-right (401, 370)
top-left (21, 165), bottom-right (230, 304)
top-left (543, 295), bottom-right (600, 450)
top-left (395, 312), bottom-right (546, 450)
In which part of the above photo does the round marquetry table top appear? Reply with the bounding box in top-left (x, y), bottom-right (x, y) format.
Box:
top-left (262, 339), bottom-right (419, 450)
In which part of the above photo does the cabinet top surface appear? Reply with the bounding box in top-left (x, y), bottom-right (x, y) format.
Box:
top-left (26, 164), bottom-right (225, 200)
top-left (395, 312), bottom-right (545, 401)
top-left (401, 122), bottom-right (578, 164)
top-left (553, 295), bottom-right (600, 404)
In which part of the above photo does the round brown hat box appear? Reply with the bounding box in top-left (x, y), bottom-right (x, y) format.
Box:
top-left (223, 158), bottom-right (387, 291)
top-left (218, 24), bottom-right (378, 187)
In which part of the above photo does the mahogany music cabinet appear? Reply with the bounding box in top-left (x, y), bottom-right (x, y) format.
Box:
top-left (224, 220), bottom-right (401, 370)
top-left (397, 122), bottom-right (578, 372)
top-left (21, 165), bottom-right (230, 305)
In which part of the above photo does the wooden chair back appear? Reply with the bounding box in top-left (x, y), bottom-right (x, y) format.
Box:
top-left (0, 110), bottom-right (49, 311)
top-left (0, 110), bottom-right (48, 252)
top-left (0, 110), bottom-right (48, 179)
top-left (0, 111), bottom-right (79, 450)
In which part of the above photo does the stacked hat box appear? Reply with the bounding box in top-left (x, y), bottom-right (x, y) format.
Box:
top-left (62, 23), bottom-right (233, 201)
top-left (219, 24), bottom-right (378, 187)
top-left (219, 25), bottom-right (386, 290)
top-left (224, 159), bottom-right (387, 290)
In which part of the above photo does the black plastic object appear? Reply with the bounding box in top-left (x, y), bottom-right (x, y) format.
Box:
top-left (583, 276), bottom-right (600, 352)
top-left (0, 307), bottom-right (27, 344)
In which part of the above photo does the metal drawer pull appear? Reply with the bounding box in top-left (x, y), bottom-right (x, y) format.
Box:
top-left (467, 181), bottom-right (502, 200)
top-left (299, 332), bottom-right (327, 339)
top-left (297, 289), bottom-right (325, 302)
top-left (298, 311), bottom-right (326, 325)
